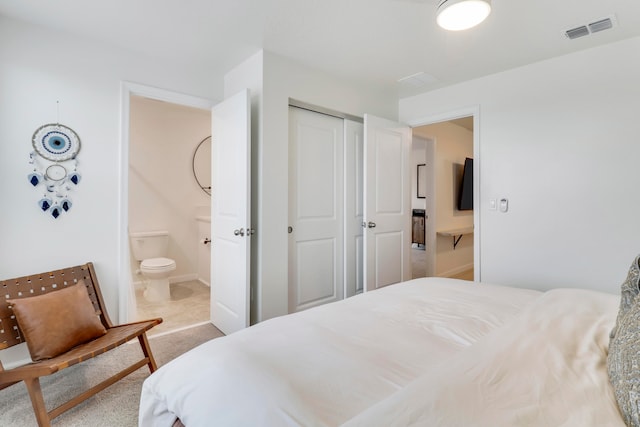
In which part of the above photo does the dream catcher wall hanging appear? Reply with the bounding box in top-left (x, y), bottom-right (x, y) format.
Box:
top-left (28, 122), bottom-right (81, 219)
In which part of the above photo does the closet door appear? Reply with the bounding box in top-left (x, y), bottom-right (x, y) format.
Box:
top-left (288, 107), bottom-right (344, 312)
top-left (363, 114), bottom-right (412, 291)
top-left (344, 120), bottom-right (364, 297)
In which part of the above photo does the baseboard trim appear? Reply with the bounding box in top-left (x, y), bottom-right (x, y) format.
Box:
top-left (169, 273), bottom-right (198, 284)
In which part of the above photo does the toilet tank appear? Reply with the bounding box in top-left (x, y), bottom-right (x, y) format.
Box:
top-left (130, 231), bottom-right (169, 261)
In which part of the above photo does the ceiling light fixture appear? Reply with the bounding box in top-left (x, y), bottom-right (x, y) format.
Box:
top-left (436, 0), bottom-right (492, 31)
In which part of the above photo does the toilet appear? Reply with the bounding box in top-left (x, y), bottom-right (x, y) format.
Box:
top-left (130, 231), bottom-right (176, 302)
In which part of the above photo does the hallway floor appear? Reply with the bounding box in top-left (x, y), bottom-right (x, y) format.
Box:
top-left (411, 246), bottom-right (474, 281)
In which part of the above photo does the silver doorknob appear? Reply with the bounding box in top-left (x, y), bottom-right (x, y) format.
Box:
top-left (234, 228), bottom-right (245, 236)
top-left (367, 222), bottom-right (376, 228)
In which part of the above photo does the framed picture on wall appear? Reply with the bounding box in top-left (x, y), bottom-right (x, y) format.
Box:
top-left (417, 164), bottom-right (426, 199)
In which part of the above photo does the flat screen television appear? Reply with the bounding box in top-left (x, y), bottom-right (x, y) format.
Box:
top-left (458, 157), bottom-right (473, 211)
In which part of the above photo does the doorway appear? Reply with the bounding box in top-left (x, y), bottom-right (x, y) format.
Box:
top-left (409, 113), bottom-right (477, 281)
top-left (118, 82), bottom-right (214, 330)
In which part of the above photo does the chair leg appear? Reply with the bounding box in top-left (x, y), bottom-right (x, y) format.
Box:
top-left (24, 377), bottom-right (51, 427)
top-left (138, 333), bottom-right (158, 373)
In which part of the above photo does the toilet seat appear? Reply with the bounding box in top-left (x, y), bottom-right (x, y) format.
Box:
top-left (141, 257), bottom-right (176, 270)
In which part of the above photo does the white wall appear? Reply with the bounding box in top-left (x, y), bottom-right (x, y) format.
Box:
top-left (128, 95), bottom-right (211, 283)
top-left (260, 52), bottom-right (398, 322)
top-left (0, 16), bottom-right (220, 322)
top-left (400, 36), bottom-right (640, 294)
top-left (224, 50), bottom-right (399, 322)
top-left (411, 137), bottom-right (427, 212)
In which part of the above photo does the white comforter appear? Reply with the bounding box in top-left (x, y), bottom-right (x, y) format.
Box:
top-left (138, 278), bottom-right (623, 426)
top-left (343, 288), bottom-right (624, 427)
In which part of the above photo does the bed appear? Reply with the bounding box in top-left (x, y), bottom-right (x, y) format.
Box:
top-left (139, 275), bottom-right (632, 427)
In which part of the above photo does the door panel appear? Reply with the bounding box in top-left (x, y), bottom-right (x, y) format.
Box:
top-left (374, 231), bottom-right (403, 286)
top-left (296, 239), bottom-right (337, 306)
top-left (344, 120), bottom-right (364, 297)
top-left (210, 89), bottom-right (251, 335)
top-left (375, 131), bottom-right (403, 213)
top-left (363, 114), bottom-right (412, 292)
top-left (289, 107), bottom-right (344, 312)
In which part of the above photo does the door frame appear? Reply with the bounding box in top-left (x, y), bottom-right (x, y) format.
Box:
top-left (405, 106), bottom-right (481, 282)
top-left (118, 82), bottom-right (214, 323)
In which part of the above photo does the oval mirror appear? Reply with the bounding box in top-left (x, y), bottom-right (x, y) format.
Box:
top-left (192, 136), bottom-right (211, 195)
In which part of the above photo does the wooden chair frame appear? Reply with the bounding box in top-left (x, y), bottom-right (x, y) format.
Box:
top-left (0, 262), bottom-right (162, 427)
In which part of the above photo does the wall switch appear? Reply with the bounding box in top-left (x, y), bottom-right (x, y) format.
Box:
top-left (499, 198), bottom-right (509, 213)
top-left (489, 199), bottom-right (497, 211)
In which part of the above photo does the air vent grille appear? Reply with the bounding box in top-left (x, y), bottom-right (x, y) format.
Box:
top-left (566, 26), bottom-right (589, 40)
top-left (565, 15), bottom-right (616, 40)
top-left (589, 18), bottom-right (613, 33)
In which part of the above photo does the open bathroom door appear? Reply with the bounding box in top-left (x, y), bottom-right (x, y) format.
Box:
top-left (210, 89), bottom-right (251, 335)
top-left (362, 114), bottom-right (412, 292)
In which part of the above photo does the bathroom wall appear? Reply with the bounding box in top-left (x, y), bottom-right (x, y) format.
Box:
top-left (128, 95), bottom-right (211, 284)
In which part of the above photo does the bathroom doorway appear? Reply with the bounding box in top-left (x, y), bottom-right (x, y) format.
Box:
top-left (408, 111), bottom-right (478, 282)
top-left (126, 90), bottom-right (213, 335)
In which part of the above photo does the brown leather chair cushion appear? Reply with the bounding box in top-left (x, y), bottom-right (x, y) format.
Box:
top-left (7, 280), bottom-right (107, 361)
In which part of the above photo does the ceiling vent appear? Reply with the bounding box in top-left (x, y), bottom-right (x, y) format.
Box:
top-left (589, 18), bottom-right (613, 33)
top-left (565, 16), bottom-right (616, 40)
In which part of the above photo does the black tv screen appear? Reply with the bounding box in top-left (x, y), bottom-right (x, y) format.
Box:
top-left (458, 158), bottom-right (473, 211)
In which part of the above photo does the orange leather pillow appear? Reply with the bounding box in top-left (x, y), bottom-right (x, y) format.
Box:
top-left (7, 280), bottom-right (107, 361)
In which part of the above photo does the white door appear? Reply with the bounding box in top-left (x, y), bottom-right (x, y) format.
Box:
top-left (363, 114), bottom-right (412, 292)
top-left (210, 89), bottom-right (251, 335)
top-left (288, 107), bottom-right (344, 312)
top-left (344, 119), bottom-right (364, 297)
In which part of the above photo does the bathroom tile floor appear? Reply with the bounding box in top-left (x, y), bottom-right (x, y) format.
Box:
top-left (135, 280), bottom-right (211, 336)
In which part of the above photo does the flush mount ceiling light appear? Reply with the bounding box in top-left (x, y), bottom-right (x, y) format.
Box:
top-left (437, 0), bottom-right (492, 31)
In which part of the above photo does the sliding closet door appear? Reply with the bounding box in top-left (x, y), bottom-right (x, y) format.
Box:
top-left (344, 120), bottom-right (364, 297)
top-left (288, 107), bottom-right (344, 312)
top-left (363, 114), bottom-right (412, 291)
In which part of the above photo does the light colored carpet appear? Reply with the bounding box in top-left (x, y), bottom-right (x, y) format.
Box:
top-left (0, 323), bottom-right (224, 426)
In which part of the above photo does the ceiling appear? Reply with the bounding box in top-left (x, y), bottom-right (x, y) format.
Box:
top-left (1, 0), bottom-right (640, 98)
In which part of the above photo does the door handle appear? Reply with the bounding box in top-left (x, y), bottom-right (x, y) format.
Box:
top-left (367, 222), bottom-right (376, 228)
top-left (234, 228), bottom-right (245, 236)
